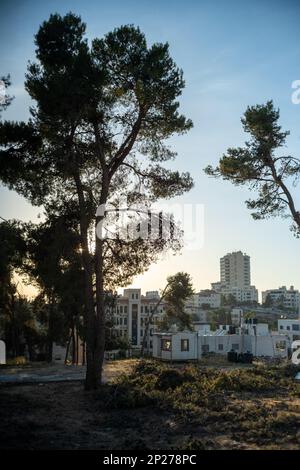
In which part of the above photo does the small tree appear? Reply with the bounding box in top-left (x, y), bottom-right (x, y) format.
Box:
top-left (263, 293), bottom-right (273, 308)
top-left (205, 101), bottom-right (300, 237)
top-left (0, 220), bottom-right (39, 358)
top-left (221, 293), bottom-right (237, 307)
top-left (141, 272), bottom-right (194, 354)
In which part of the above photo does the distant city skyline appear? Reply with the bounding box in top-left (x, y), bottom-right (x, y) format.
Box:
top-left (1, 0), bottom-right (300, 296)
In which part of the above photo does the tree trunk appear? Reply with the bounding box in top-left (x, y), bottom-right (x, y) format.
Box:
top-left (46, 294), bottom-right (55, 363)
top-left (73, 170), bottom-right (99, 390)
top-left (76, 327), bottom-right (79, 365)
top-left (64, 331), bottom-right (72, 364)
top-left (74, 164), bottom-right (109, 390)
top-left (141, 284), bottom-right (169, 356)
top-left (72, 326), bottom-right (76, 364)
top-left (94, 236), bottom-right (106, 386)
top-left (85, 180), bottom-right (109, 390)
top-left (82, 342), bottom-right (86, 365)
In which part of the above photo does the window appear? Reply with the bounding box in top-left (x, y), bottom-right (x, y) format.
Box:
top-left (275, 341), bottom-right (286, 352)
top-left (279, 325), bottom-right (283, 330)
top-left (150, 340), bottom-right (153, 349)
top-left (131, 304), bottom-right (138, 345)
top-left (132, 294), bottom-right (134, 299)
top-left (161, 339), bottom-right (172, 351)
top-left (120, 306), bottom-right (123, 314)
top-left (181, 339), bottom-right (189, 352)
top-left (287, 326), bottom-right (290, 331)
top-left (202, 344), bottom-right (209, 353)
top-left (232, 343), bottom-right (239, 351)
top-left (120, 317), bottom-right (123, 326)
top-left (218, 343), bottom-right (224, 351)
top-left (136, 293), bottom-right (138, 299)
top-left (124, 306), bottom-right (128, 314)
top-left (292, 324), bottom-right (300, 331)
top-left (124, 318), bottom-right (127, 326)
top-left (141, 306), bottom-right (144, 313)
top-left (140, 330), bottom-right (143, 337)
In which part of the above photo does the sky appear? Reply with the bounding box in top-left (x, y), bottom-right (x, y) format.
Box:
top-left (1, 0), bottom-right (300, 299)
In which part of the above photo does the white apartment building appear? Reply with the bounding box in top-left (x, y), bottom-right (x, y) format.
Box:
top-left (212, 251), bottom-right (258, 303)
top-left (262, 286), bottom-right (300, 311)
top-left (195, 290), bottom-right (221, 309)
top-left (219, 285), bottom-right (258, 303)
top-left (278, 319), bottom-right (300, 342)
top-left (114, 288), bottom-right (166, 351)
top-left (221, 251), bottom-right (251, 288)
top-left (185, 290), bottom-right (220, 315)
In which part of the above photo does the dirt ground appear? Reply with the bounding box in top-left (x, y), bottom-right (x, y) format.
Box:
top-left (0, 360), bottom-right (299, 450)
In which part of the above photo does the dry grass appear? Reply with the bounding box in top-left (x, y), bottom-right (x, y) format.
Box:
top-left (0, 359), bottom-right (299, 450)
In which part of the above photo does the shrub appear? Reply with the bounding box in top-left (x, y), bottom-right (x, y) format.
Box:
top-left (156, 368), bottom-right (188, 391)
top-left (132, 359), bottom-right (165, 376)
top-left (7, 356), bottom-right (27, 366)
top-left (182, 438), bottom-right (214, 450)
top-left (96, 382), bottom-right (154, 409)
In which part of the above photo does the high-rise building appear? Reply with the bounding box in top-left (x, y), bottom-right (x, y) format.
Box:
top-left (212, 251), bottom-right (258, 303)
top-left (220, 251), bottom-right (251, 288)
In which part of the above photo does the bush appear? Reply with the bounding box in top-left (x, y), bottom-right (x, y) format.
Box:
top-left (156, 369), bottom-right (187, 391)
top-left (7, 356), bottom-right (27, 366)
top-left (96, 381), bottom-right (154, 409)
top-left (133, 359), bottom-right (164, 376)
top-left (182, 438), bottom-right (214, 450)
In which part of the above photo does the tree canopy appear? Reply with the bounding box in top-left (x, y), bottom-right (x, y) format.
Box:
top-left (205, 101), bottom-right (300, 237)
top-left (0, 13), bottom-right (193, 388)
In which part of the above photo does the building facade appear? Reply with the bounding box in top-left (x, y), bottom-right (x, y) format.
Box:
top-left (278, 319), bottom-right (300, 342)
top-left (262, 286), bottom-right (300, 311)
top-left (195, 290), bottom-right (221, 309)
top-left (212, 251), bottom-right (258, 303)
top-left (220, 251), bottom-right (251, 289)
top-left (152, 328), bottom-right (290, 361)
top-left (113, 289), bottom-right (166, 351)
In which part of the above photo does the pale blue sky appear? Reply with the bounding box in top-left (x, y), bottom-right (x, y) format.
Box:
top-left (1, 0), bottom-right (300, 298)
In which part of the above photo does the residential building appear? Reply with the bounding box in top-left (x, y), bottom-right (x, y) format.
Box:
top-left (113, 288), bottom-right (166, 351)
top-left (195, 289), bottom-right (221, 309)
top-left (278, 319), bottom-right (300, 341)
top-left (212, 251), bottom-right (258, 303)
top-left (262, 286), bottom-right (300, 311)
top-left (152, 325), bottom-right (291, 361)
top-left (220, 251), bottom-right (251, 288)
